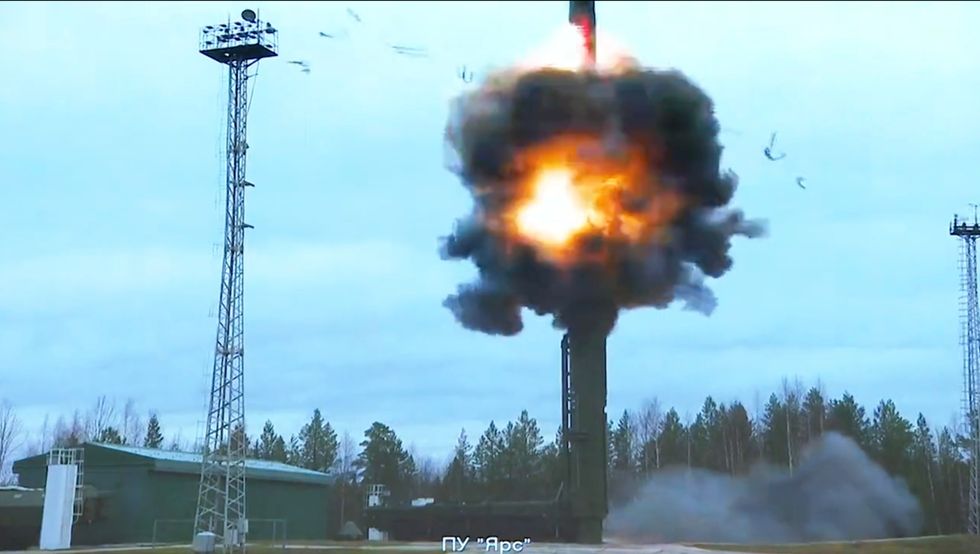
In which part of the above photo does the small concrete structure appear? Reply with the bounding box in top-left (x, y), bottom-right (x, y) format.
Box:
top-left (191, 531), bottom-right (217, 554)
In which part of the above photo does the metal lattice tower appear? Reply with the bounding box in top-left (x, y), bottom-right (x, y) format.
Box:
top-left (194, 10), bottom-right (277, 553)
top-left (951, 208), bottom-right (980, 535)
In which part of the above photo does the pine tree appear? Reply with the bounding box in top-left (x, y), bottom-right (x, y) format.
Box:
top-left (473, 421), bottom-right (506, 499)
top-left (298, 409), bottom-right (339, 472)
top-left (761, 394), bottom-right (788, 466)
top-left (726, 401), bottom-right (753, 475)
top-left (270, 435), bottom-right (288, 463)
top-left (606, 418), bottom-right (615, 480)
top-left (827, 392), bottom-right (870, 447)
top-left (97, 426), bottom-right (124, 445)
top-left (539, 426), bottom-right (564, 498)
top-left (442, 429), bottom-right (473, 502)
top-left (355, 422), bottom-right (414, 502)
top-left (505, 411), bottom-right (544, 499)
top-left (802, 386), bottom-right (827, 441)
top-left (870, 399), bottom-right (913, 477)
top-left (257, 420), bottom-right (278, 460)
top-left (286, 435), bottom-right (302, 465)
top-left (686, 398), bottom-right (721, 470)
top-left (143, 414), bottom-right (164, 449)
top-left (657, 409), bottom-right (686, 467)
top-left (935, 426), bottom-right (963, 533)
top-left (611, 410), bottom-right (635, 472)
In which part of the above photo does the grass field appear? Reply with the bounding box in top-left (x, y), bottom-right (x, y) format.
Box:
top-left (692, 534), bottom-right (980, 554)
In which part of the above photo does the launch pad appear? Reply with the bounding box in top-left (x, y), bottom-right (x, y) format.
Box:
top-left (366, 328), bottom-right (608, 544)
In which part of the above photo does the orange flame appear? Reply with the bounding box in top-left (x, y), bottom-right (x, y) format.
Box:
top-left (515, 168), bottom-right (591, 246)
top-left (505, 136), bottom-right (683, 264)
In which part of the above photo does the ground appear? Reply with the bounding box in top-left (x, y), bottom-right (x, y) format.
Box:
top-left (4, 537), bottom-right (979, 554)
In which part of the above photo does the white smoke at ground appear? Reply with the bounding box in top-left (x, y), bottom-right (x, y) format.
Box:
top-left (605, 432), bottom-right (923, 544)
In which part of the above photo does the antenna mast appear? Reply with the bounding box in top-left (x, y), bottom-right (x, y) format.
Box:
top-left (951, 210), bottom-right (980, 535)
top-left (194, 10), bottom-right (277, 554)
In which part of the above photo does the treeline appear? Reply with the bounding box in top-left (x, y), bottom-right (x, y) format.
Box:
top-left (601, 382), bottom-right (974, 537)
top-left (423, 379), bottom-right (976, 537)
top-left (2, 383), bottom-right (975, 537)
top-left (239, 382), bottom-right (969, 534)
top-left (11, 396), bottom-right (172, 455)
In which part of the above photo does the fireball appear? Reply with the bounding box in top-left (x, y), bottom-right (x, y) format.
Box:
top-left (515, 168), bottom-right (590, 246)
top-left (504, 135), bottom-right (683, 264)
top-left (440, 10), bottom-right (761, 337)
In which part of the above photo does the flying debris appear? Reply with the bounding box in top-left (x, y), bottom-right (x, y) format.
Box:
top-left (457, 65), bottom-right (474, 83)
top-left (391, 44), bottom-right (428, 58)
top-left (764, 132), bottom-right (786, 161)
top-left (288, 60), bottom-right (311, 74)
top-left (315, 10), bottom-right (473, 84)
top-left (318, 28), bottom-right (351, 40)
top-left (796, 177), bottom-right (806, 189)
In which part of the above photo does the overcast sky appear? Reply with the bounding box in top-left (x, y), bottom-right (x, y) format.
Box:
top-left (2, 1), bottom-right (979, 467)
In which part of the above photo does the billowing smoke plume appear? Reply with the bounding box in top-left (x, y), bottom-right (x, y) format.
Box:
top-left (605, 432), bottom-right (924, 544)
top-left (440, 65), bottom-right (765, 337)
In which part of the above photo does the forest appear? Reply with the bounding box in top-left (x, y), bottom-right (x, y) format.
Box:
top-left (0, 380), bottom-right (974, 537)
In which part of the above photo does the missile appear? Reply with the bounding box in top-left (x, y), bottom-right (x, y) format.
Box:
top-left (569, 0), bottom-right (596, 65)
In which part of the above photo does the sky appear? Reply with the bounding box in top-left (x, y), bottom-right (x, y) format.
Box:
top-left (2, 1), bottom-right (980, 469)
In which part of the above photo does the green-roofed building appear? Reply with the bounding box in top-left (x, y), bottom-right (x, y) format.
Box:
top-left (10, 442), bottom-right (335, 546)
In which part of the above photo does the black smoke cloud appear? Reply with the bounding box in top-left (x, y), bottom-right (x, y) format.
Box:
top-left (440, 65), bottom-right (765, 336)
top-left (605, 432), bottom-right (924, 544)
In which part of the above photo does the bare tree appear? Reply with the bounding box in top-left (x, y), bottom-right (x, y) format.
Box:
top-left (337, 431), bottom-right (357, 525)
top-left (121, 399), bottom-right (145, 445)
top-left (417, 455), bottom-right (440, 487)
top-left (404, 443), bottom-right (441, 498)
top-left (0, 400), bottom-right (24, 484)
top-left (23, 414), bottom-right (52, 457)
top-left (52, 413), bottom-right (82, 448)
top-left (86, 395), bottom-right (117, 440)
top-left (780, 377), bottom-right (805, 476)
top-left (168, 429), bottom-right (184, 451)
top-left (338, 431), bottom-right (356, 477)
top-left (634, 397), bottom-right (663, 472)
